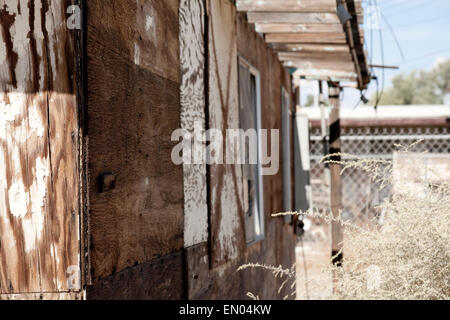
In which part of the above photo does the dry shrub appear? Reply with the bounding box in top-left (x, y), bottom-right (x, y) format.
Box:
top-left (240, 146), bottom-right (450, 300)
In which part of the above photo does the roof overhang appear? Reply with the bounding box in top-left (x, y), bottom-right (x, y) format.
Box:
top-left (236, 0), bottom-right (371, 89)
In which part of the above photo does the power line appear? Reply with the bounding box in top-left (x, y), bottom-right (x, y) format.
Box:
top-left (398, 46), bottom-right (450, 65)
top-left (374, 0), bottom-right (385, 110)
top-left (380, 12), bottom-right (405, 60)
top-left (392, 14), bottom-right (450, 29)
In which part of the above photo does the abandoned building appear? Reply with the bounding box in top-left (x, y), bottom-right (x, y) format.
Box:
top-left (0, 0), bottom-right (369, 299)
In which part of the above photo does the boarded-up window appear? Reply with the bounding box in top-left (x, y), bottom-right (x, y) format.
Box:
top-left (238, 58), bottom-right (264, 244)
top-left (282, 87), bottom-right (292, 223)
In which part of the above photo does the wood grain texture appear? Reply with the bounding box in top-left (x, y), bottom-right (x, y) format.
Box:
top-left (87, 0), bottom-right (184, 281)
top-left (0, 292), bottom-right (83, 300)
top-left (179, 0), bottom-right (208, 248)
top-left (87, 0), bottom-right (180, 83)
top-left (0, 0), bottom-right (81, 295)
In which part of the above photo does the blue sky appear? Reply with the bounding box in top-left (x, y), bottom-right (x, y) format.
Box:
top-left (342, 0), bottom-right (450, 107)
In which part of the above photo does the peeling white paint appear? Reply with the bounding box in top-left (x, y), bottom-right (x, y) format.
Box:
top-left (30, 156), bottom-right (49, 213)
top-left (134, 42), bottom-right (140, 65)
top-left (180, 0), bottom-right (208, 248)
top-left (28, 103), bottom-right (45, 138)
top-left (8, 156), bottom-right (49, 221)
top-left (217, 173), bottom-right (240, 261)
top-left (145, 15), bottom-right (154, 31)
top-left (21, 206), bottom-right (45, 254)
top-left (8, 181), bottom-right (28, 219)
top-left (66, 265), bottom-right (81, 290)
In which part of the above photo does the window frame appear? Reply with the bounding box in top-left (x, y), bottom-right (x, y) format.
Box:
top-left (281, 86), bottom-right (292, 223)
top-left (238, 56), bottom-right (265, 245)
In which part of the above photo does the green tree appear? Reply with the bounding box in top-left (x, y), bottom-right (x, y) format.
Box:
top-left (371, 58), bottom-right (450, 105)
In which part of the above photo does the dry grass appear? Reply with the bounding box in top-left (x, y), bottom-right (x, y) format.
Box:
top-left (239, 146), bottom-right (450, 300)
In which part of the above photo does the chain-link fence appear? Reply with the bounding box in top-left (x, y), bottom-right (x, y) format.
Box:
top-left (310, 126), bottom-right (450, 223)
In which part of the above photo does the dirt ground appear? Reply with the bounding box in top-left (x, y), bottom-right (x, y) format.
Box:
top-left (295, 220), bottom-right (333, 300)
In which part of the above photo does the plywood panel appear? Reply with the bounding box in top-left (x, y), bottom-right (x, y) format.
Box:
top-left (87, 0), bottom-right (180, 83)
top-left (0, 0), bottom-right (81, 294)
top-left (179, 0), bottom-right (208, 248)
top-left (87, 0), bottom-right (184, 281)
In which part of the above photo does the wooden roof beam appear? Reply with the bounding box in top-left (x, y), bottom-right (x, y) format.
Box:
top-left (293, 69), bottom-right (358, 81)
top-left (247, 12), bottom-right (363, 24)
top-left (236, 0), bottom-right (363, 13)
top-left (271, 43), bottom-right (350, 53)
top-left (284, 60), bottom-right (355, 72)
top-left (278, 51), bottom-right (353, 61)
top-left (247, 12), bottom-right (340, 24)
top-left (255, 23), bottom-right (344, 34)
top-left (265, 33), bottom-right (347, 44)
top-left (237, 0), bottom-right (338, 13)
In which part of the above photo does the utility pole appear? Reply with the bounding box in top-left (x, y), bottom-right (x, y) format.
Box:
top-left (328, 83), bottom-right (343, 267)
top-left (318, 81), bottom-right (328, 161)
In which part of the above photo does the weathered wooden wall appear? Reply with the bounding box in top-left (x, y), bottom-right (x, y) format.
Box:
top-left (185, 1), bottom-right (296, 300)
top-left (86, 0), bottom-right (296, 300)
top-left (0, 0), bottom-right (81, 297)
top-left (0, 0), bottom-right (297, 300)
top-left (207, 0), bottom-right (245, 268)
top-left (85, 0), bottom-right (184, 299)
